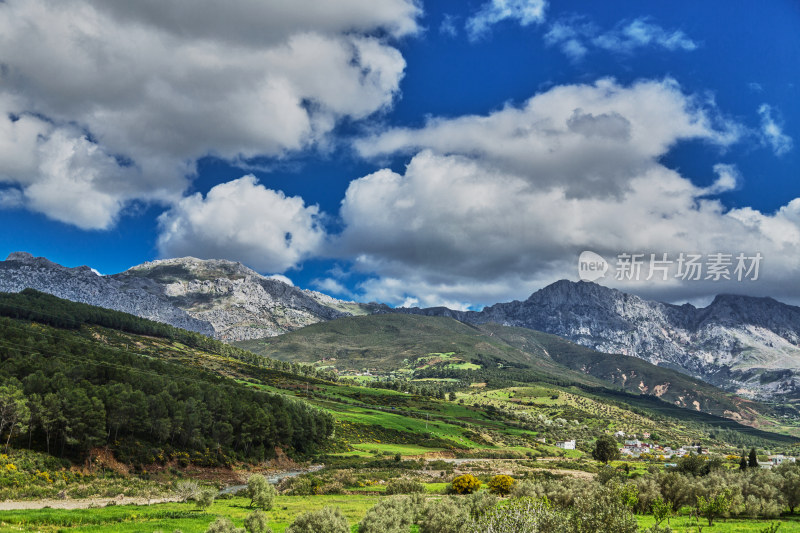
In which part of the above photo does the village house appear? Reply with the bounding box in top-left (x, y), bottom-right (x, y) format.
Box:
top-left (770, 454), bottom-right (796, 467)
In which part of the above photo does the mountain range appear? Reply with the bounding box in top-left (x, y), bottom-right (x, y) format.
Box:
top-left (397, 280), bottom-right (800, 399)
top-left (2, 252), bottom-right (800, 400)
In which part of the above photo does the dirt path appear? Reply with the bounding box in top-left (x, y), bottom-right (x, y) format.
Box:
top-left (0, 495), bottom-right (183, 511)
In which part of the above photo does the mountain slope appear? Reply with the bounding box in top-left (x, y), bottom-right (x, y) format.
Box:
top-left (0, 289), bottom-right (335, 462)
top-left (237, 313), bottom-right (783, 428)
top-left (0, 252), bottom-right (380, 341)
top-left (479, 323), bottom-right (769, 426)
top-left (398, 280), bottom-right (800, 399)
top-left (236, 313), bottom-right (602, 385)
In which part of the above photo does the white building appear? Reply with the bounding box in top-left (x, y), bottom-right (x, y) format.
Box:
top-left (556, 440), bottom-right (576, 450)
top-left (771, 455), bottom-right (796, 466)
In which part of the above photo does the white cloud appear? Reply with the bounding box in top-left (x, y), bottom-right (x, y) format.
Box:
top-left (700, 164), bottom-right (739, 196)
top-left (268, 274), bottom-right (294, 286)
top-left (0, 188), bottom-right (23, 209)
top-left (356, 78), bottom-right (739, 197)
top-left (758, 104), bottom-right (793, 156)
top-left (440, 14), bottom-right (459, 37)
top-left (157, 175), bottom-right (325, 273)
top-left (0, 0), bottom-right (417, 228)
top-left (341, 79), bottom-right (799, 307)
top-left (312, 278), bottom-right (352, 297)
top-left (466, 0), bottom-right (547, 41)
top-left (546, 17), bottom-right (697, 60)
top-left (544, 19), bottom-right (594, 60)
top-left (594, 19), bottom-right (698, 53)
top-left (0, 96), bottom-right (153, 229)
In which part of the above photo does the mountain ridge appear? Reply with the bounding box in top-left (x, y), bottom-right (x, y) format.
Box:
top-left (396, 280), bottom-right (800, 399)
top-left (3, 252), bottom-right (800, 399)
top-left (0, 252), bottom-right (380, 341)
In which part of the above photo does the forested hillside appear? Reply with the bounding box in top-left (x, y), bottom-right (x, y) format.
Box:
top-left (0, 291), bottom-right (334, 465)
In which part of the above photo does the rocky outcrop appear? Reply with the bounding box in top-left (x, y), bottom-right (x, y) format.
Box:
top-left (114, 257), bottom-right (352, 341)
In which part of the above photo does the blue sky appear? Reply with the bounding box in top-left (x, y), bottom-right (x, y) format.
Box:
top-left (0, 0), bottom-right (798, 308)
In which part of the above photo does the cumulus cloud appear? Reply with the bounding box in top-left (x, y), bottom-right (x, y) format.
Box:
top-left (157, 175), bottom-right (325, 273)
top-left (758, 104), bottom-right (793, 156)
top-left (312, 278), bottom-right (352, 297)
top-left (545, 17), bottom-right (697, 61)
top-left (0, 97), bottom-right (152, 229)
top-left (0, 0), bottom-right (417, 228)
top-left (341, 79), bottom-right (798, 307)
top-left (267, 274), bottom-right (294, 286)
top-left (356, 78), bottom-right (739, 197)
top-left (466, 0), bottom-right (547, 41)
top-left (700, 164), bottom-right (739, 196)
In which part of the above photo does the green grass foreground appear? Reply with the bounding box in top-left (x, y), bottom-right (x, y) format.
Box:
top-left (0, 495), bottom-right (380, 532)
top-left (636, 514), bottom-right (800, 532)
top-left (3, 495), bottom-right (800, 533)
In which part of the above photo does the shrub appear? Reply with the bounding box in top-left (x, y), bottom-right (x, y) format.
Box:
top-left (742, 469), bottom-right (785, 518)
top-left (173, 480), bottom-right (198, 502)
top-left (532, 478), bottom-right (594, 508)
top-left (465, 490), bottom-right (498, 519)
top-left (359, 496), bottom-right (415, 533)
top-left (632, 476), bottom-right (662, 514)
top-left (487, 475), bottom-right (516, 496)
top-left (280, 476), bottom-right (314, 496)
top-left (285, 506), bottom-right (349, 533)
top-left (567, 483), bottom-right (638, 533)
top-left (449, 474), bottom-right (481, 495)
top-left (195, 488), bottom-right (216, 510)
top-left (206, 517), bottom-right (244, 533)
top-left (467, 497), bottom-right (568, 533)
top-left (510, 480), bottom-right (540, 499)
top-left (332, 471), bottom-right (357, 487)
top-left (244, 510), bottom-right (273, 533)
top-left (247, 474), bottom-right (276, 510)
top-left (318, 481), bottom-right (345, 495)
top-left (386, 478), bottom-right (426, 495)
top-left (419, 497), bottom-right (470, 533)
top-left (597, 466), bottom-right (625, 485)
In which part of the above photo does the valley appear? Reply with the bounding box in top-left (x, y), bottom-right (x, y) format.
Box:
top-left (2, 290), bottom-right (800, 531)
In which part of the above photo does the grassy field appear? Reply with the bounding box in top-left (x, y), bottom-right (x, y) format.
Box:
top-left (2, 496), bottom-right (800, 533)
top-left (637, 514), bottom-right (800, 532)
top-left (0, 495), bottom-right (379, 532)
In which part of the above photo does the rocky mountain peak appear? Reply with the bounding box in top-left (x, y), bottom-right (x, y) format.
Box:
top-left (6, 251), bottom-right (65, 270)
top-left (0, 252), bottom-right (368, 342)
top-left (125, 256), bottom-right (261, 282)
top-left (526, 279), bottom-right (627, 307)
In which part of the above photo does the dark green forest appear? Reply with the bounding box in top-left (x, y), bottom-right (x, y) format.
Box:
top-left (0, 291), bottom-right (334, 465)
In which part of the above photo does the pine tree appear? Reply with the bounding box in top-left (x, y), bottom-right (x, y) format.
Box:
top-left (749, 447), bottom-right (759, 468)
